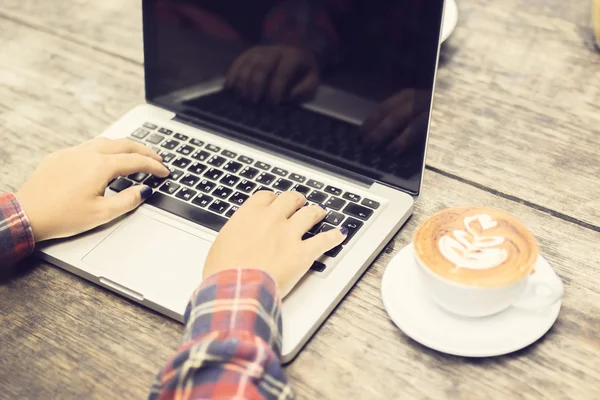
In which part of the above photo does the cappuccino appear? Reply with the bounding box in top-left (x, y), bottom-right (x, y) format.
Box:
top-left (413, 206), bottom-right (539, 288)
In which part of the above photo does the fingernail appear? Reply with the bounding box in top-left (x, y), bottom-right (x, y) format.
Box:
top-left (319, 204), bottom-right (327, 210)
top-left (340, 227), bottom-right (349, 235)
top-left (140, 186), bottom-right (153, 201)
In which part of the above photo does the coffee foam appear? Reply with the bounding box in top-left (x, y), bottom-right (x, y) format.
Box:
top-left (414, 206), bottom-right (539, 287)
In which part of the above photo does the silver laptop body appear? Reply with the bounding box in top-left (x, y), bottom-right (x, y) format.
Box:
top-left (37, 0), bottom-right (445, 362)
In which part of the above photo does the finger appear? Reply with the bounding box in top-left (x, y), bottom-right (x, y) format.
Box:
top-left (361, 108), bottom-right (387, 135)
top-left (268, 190), bottom-right (306, 218)
top-left (242, 190), bottom-right (278, 208)
top-left (93, 138), bottom-right (163, 162)
top-left (290, 71), bottom-right (319, 102)
top-left (288, 204), bottom-right (327, 234)
top-left (226, 51), bottom-right (250, 88)
top-left (369, 107), bottom-right (413, 144)
top-left (268, 56), bottom-right (302, 104)
top-left (304, 226), bottom-right (347, 257)
top-left (389, 113), bottom-right (427, 154)
top-left (106, 153), bottom-right (170, 180)
top-left (99, 185), bottom-right (154, 224)
top-left (248, 54), bottom-right (279, 103)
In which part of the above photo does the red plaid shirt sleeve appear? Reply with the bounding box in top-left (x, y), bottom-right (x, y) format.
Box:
top-left (0, 193), bottom-right (35, 267)
top-left (149, 269), bottom-right (294, 400)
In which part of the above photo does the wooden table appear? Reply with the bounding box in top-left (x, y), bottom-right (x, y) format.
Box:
top-left (1, 1), bottom-right (599, 398)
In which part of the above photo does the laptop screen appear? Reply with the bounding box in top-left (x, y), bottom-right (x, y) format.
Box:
top-left (143, 0), bottom-right (444, 195)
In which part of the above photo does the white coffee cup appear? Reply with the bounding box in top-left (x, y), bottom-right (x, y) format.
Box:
top-left (414, 247), bottom-right (564, 318)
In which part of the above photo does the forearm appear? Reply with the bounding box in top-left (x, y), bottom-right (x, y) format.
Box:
top-left (149, 269), bottom-right (294, 400)
top-left (0, 193), bottom-right (35, 268)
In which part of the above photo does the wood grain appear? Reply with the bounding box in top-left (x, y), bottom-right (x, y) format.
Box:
top-left (0, 2), bottom-right (599, 400)
top-left (1, 0), bottom-right (598, 227)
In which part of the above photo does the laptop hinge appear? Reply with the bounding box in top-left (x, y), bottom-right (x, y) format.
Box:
top-left (173, 112), bottom-right (375, 188)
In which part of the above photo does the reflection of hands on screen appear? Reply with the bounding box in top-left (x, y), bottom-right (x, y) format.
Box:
top-left (361, 89), bottom-right (430, 154)
top-left (226, 45), bottom-right (320, 105)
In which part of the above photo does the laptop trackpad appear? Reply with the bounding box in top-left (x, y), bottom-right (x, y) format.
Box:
top-left (83, 213), bottom-right (213, 313)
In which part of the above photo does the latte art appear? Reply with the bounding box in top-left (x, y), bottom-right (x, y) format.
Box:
top-left (413, 206), bottom-right (539, 288)
top-left (438, 214), bottom-right (508, 271)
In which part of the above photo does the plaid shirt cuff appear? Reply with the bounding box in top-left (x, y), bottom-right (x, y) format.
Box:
top-left (183, 268), bottom-right (283, 356)
top-left (0, 193), bottom-right (35, 266)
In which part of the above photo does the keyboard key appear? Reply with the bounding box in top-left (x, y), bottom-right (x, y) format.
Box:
top-left (180, 174), bottom-right (200, 187)
top-left (307, 179), bottom-right (324, 190)
top-left (230, 192), bottom-right (249, 205)
top-left (325, 197), bottom-right (346, 211)
top-left (257, 172), bottom-right (276, 185)
top-left (361, 198), bottom-right (380, 209)
top-left (174, 133), bottom-right (189, 141)
top-left (255, 161), bottom-right (270, 170)
top-left (148, 146), bottom-right (161, 153)
top-left (238, 155), bottom-right (253, 164)
top-left (236, 179), bottom-right (257, 193)
top-left (325, 245), bottom-right (343, 258)
top-left (240, 167), bottom-right (259, 179)
top-left (190, 138), bottom-right (204, 147)
top-left (273, 178), bottom-right (293, 191)
top-left (132, 128), bottom-right (150, 139)
top-left (213, 185), bottom-right (233, 199)
top-left (318, 224), bottom-right (335, 233)
top-left (302, 232), bottom-right (314, 241)
top-left (167, 167), bottom-right (184, 181)
top-left (204, 168), bottom-right (224, 181)
top-left (160, 151), bottom-right (176, 163)
top-left (324, 185), bottom-right (343, 196)
top-left (128, 172), bottom-right (149, 183)
top-left (225, 206), bottom-right (239, 218)
top-left (307, 191), bottom-right (327, 204)
top-left (223, 161), bottom-right (243, 173)
top-left (159, 181), bottom-right (180, 195)
top-left (176, 145), bottom-right (195, 156)
top-left (222, 150), bottom-right (237, 158)
top-left (143, 122), bottom-right (157, 130)
top-left (291, 184), bottom-right (310, 195)
top-left (143, 176), bottom-right (166, 189)
top-left (192, 193), bottom-right (213, 208)
top-left (158, 128), bottom-right (173, 135)
top-left (206, 144), bottom-right (220, 152)
top-left (208, 155), bottom-right (227, 167)
top-left (192, 150), bottom-right (211, 162)
top-left (325, 211), bottom-right (344, 226)
top-left (197, 179), bottom-right (216, 193)
top-left (310, 261), bottom-right (326, 273)
top-left (343, 203), bottom-right (373, 220)
top-left (209, 199), bottom-right (230, 214)
top-left (161, 139), bottom-right (179, 150)
top-left (146, 193), bottom-right (226, 232)
top-left (272, 167), bottom-right (288, 177)
top-left (188, 162), bottom-right (207, 175)
top-left (172, 157), bottom-right (191, 169)
top-left (109, 178), bottom-right (133, 193)
top-left (289, 173), bottom-right (306, 183)
top-left (146, 133), bottom-right (164, 145)
top-left (341, 217), bottom-right (364, 244)
top-left (255, 186), bottom-right (274, 193)
top-left (343, 192), bottom-right (361, 203)
top-left (175, 187), bottom-right (197, 201)
top-left (220, 173), bottom-right (240, 187)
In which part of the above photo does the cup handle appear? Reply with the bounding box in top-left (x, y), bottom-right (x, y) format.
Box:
top-left (513, 266), bottom-right (564, 310)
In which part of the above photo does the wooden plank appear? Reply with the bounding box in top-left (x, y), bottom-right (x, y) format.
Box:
top-left (2, 0), bottom-right (598, 228)
top-left (0, 16), bottom-right (599, 399)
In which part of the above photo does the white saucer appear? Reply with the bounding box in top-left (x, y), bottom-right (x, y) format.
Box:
top-left (381, 244), bottom-right (561, 357)
top-left (441, 0), bottom-right (458, 42)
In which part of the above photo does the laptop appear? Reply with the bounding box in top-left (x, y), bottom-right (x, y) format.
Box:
top-left (38, 0), bottom-right (445, 362)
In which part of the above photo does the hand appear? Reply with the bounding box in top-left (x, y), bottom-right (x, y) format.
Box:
top-left (16, 138), bottom-right (170, 242)
top-left (226, 45), bottom-right (320, 104)
top-left (362, 89), bottom-right (430, 154)
top-left (203, 191), bottom-right (346, 297)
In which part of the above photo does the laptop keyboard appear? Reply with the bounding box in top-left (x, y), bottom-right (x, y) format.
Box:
top-left (115, 123), bottom-right (381, 273)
